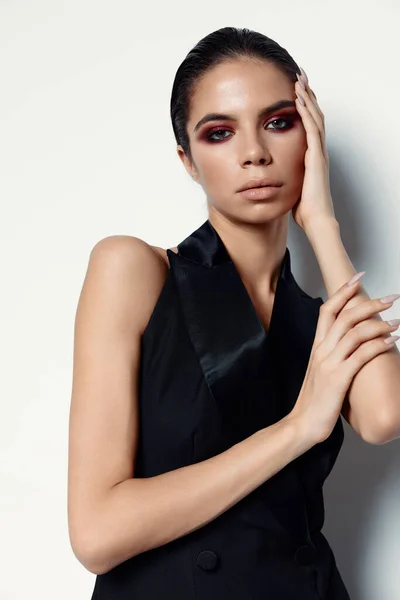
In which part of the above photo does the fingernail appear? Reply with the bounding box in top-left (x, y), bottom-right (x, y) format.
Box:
top-left (300, 66), bottom-right (309, 85)
top-left (296, 73), bottom-right (306, 90)
top-left (387, 319), bottom-right (400, 326)
top-left (347, 271), bottom-right (366, 286)
top-left (296, 92), bottom-right (305, 106)
top-left (384, 335), bottom-right (400, 345)
top-left (380, 294), bottom-right (400, 304)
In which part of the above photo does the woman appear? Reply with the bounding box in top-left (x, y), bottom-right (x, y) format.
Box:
top-left (67, 27), bottom-right (400, 599)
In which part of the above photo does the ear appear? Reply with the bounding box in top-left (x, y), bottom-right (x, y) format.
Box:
top-left (177, 145), bottom-right (199, 183)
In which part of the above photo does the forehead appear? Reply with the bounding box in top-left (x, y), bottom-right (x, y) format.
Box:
top-left (188, 59), bottom-right (292, 123)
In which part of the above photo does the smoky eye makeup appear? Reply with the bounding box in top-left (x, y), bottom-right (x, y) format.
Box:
top-left (201, 113), bottom-right (298, 143)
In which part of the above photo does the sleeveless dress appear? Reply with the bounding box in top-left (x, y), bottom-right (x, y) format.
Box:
top-left (90, 218), bottom-right (351, 600)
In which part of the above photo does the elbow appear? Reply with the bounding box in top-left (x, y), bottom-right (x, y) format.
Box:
top-left (71, 528), bottom-right (141, 576)
top-left (73, 541), bottom-right (111, 576)
top-left (361, 409), bottom-right (400, 445)
top-left (70, 540), bottom-right (98, 575)
top-left (70, 526), bottom-right (109, 575)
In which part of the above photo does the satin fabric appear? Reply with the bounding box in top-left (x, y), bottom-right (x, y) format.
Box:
top-left (90, 218), bottom-right (350, 600)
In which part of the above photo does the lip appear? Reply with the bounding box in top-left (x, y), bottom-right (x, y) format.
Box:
top-left (239, 186), bottom-right (281, 201)
top-left (237, 177), bottom-right (283, 192)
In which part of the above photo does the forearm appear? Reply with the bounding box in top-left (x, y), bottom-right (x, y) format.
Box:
top-left (305, 217), bottom-right (400, 443)
top-left (82, 414), bottom-right (313, 575)
top-left (305, 217), bottom-right (358, 296)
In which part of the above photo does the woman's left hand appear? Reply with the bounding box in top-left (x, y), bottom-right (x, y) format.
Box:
top-left (291, 67), bottom-right (336, 231)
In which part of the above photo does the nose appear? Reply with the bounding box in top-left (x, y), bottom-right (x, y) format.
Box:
top-left (240, 133), bottom-right (272, 167)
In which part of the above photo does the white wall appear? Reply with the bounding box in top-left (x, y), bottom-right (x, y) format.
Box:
top-left (1, 1), bottom-right (399, 598)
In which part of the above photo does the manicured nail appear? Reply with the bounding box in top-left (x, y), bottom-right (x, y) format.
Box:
top-left (300, 66), bottom-right (309, 85)
top-left (296, 92), bottom-right (305, 106)
top-left (296, 73), bottom-right (306, 90)
top-left (384, 335), bottom-right (400, 345)
top-left (387, 319), bottom-right (400, 326)
top-left (347, 271), bottom-right (366, 286)
top-left (380, 294), bottom-right (400, 304)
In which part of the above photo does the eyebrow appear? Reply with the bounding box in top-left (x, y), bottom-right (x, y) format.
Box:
top-left (193, 99), bottom-right (296, 133)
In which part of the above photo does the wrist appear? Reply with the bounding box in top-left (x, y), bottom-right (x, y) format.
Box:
top-left (280, 411), bottom-right (320, 455)
top-left (303, 216), bottom-right (341, 243)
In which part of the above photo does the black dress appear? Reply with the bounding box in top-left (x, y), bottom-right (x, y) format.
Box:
top-left (90, 218), bottom-right (351, 599)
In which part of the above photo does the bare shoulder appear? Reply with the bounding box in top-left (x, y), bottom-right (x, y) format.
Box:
top-left (69, 235), bottom-right (169, 566)
top-left (83, 235), bottom-right (177, 336)
top-left (69, 235), bottom-right (176, 566)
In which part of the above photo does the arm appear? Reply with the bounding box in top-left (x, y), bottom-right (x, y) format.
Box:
top-left (305, 217), bottom-right (400, 444)
top-left (79, 412), bottom-right (310, 576)
top-left (67, 236), bottom-right (316, 576)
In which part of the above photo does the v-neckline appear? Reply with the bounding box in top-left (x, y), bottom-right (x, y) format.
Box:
top-left (234, 255), bottom-right (287, 340)
top-left (172, 218), bottom-right (289, 344)
top-left (166, 218), bottom-right (317, 545)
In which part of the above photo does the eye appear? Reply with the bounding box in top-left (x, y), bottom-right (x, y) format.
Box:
top-left (204, 116), bottom-right (295, 143)
top-left (206, 129), bottom-right (232, 142)
top-left (265, 116), bottom-right (295, 130)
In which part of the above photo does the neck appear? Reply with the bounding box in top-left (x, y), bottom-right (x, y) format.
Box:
top-left (208, 211), bottom-right (289, 296)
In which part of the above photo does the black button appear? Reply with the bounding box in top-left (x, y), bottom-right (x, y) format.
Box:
top-left (196, 550), bottom-right (219, 571)
top-left (294, 544), bottom-right (316, 566)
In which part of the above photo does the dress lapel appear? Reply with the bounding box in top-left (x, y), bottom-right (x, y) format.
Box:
top-left (167, 218), bottom-right (322, 545)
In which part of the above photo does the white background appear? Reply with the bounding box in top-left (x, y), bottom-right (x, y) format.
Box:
top-left (1, 1), bottom-right (399, 598)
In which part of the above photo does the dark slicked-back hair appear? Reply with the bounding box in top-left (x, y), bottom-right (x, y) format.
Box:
top-left (170, 27), bottom-right (302, 162)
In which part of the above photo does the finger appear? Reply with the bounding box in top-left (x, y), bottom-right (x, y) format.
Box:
top-left (295, 79), bottom-right (325, 136)
top-left (296, 73), bottom-right (325, 127)
top-left (330, 317), bottom-right (400, 365)
top-left (321, 294), bottom-right (398, 355)
top-left (314, 273), bottom-right (366, 345)
top-left (295, 79), bottom-right (328, 163)
top-left (295, 89), bottom-right (326, 162)
top-left (341, 333), bottom-right (400, 383)
top-left (295, 91), bottom-right (325, 159)
top-left (305, 84), bottom-right (329, 165)
top-left (305, 82), bottom-right (324, 126)
top-left (325, 298), bottom-right (393, 352)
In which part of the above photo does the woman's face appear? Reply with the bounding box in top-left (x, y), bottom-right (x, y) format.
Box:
top-left (177, 58), bottom-right (307, 223)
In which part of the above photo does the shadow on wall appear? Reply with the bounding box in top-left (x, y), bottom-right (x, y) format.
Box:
top-left (289, 146), bottom-right (400, 600)
top-left (323, 423), bottom-right (399, 599)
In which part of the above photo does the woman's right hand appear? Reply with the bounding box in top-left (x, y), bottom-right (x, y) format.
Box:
top-left (289, 273), bottom-right (400, 444)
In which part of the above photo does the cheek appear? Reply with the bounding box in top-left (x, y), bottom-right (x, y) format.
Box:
top-left (280, 133), bottom-right (307, 175)
top-left (196, 149), bottom-right (233, 188)
top-left (274, 134), bottom-right (307, 198)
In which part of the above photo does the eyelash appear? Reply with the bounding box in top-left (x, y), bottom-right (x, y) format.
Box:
top-left (204, 116), bottom-right (296, 143)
